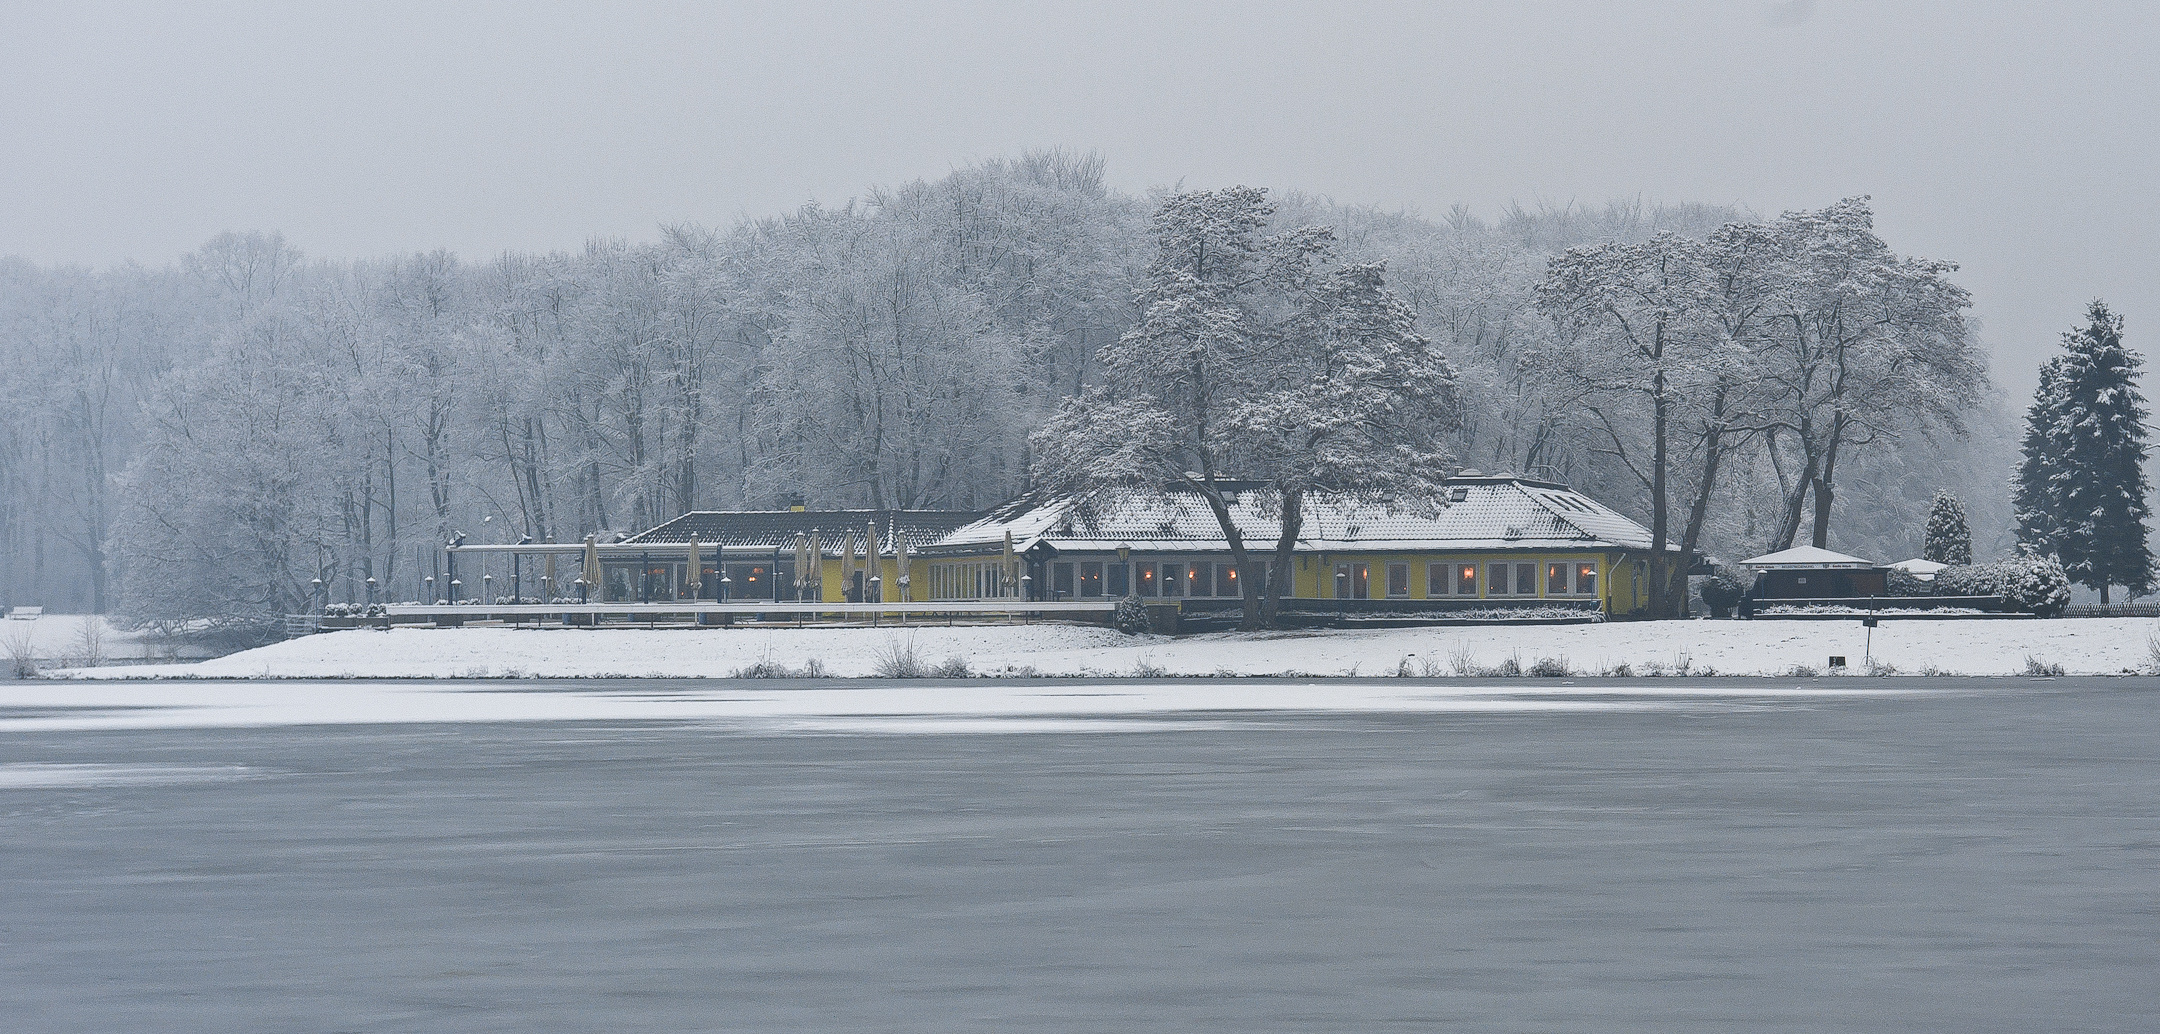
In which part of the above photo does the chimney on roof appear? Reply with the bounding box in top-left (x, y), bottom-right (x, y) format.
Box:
top-left (788, 493), bottom-right (806, 513)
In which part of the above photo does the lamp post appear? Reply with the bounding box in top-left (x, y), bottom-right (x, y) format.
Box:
top-left (364, 577), bottom-right (377, 607)
top-left (482, 573), bottom-right (493, 602)
top-left (310, 578), bottom-right (323, 615)
top-left (424, 575), bottom-right (435, 603)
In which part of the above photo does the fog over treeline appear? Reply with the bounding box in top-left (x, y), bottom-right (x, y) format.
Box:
top-left (0, 150), bottom-right (2013, 629)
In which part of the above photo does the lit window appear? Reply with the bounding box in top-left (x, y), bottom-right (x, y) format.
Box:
top-left (1547, 562), bottom-right (1568, 595)
top-left (1457, 565), bottom-right (1478, 595)
top-left (1577, 562), bottom-right (1597, 595)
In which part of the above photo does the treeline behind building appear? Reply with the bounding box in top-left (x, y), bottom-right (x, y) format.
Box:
top-left (0, 150), bottom-right (2012, 632)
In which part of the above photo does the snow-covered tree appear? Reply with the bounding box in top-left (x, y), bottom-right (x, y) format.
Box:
top-left (2014, 301), bottom-right (2152, 602)
top-left (1033, 187), bottom-right (1457, 629)
top-left (1923, 491), bottom-right (1972, 565)
top-left (1221, 261), bottom-right (1459, 625)
top-left (1752, 198), bottom-right (1985, 553)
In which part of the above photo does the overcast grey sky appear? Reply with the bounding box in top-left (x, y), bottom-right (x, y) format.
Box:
top-left (3, 1), bottom-right (2155, 388)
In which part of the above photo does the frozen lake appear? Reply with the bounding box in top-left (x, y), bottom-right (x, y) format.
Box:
top-left (3, 677), bottom-right (2156, 1032)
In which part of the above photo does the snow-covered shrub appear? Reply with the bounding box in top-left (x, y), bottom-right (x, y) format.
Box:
top-left (730, 659), bottom-right (795, 678)
top-left (1527, 655), bottom-right (1571, 677)
top-left (1998, 555), bottom-right (2070, 616)
top-left (1930, 563), bottom-right (1995, 597)
top-left (1446, 641), bottom-right (1477, 676)
top-left (1884, 568), bottom-right (1932, 597)
top-left (933, 655), bottom-right (971, 678)
top-left (1131, 655), bottom-right (1168, 677)
top-left (2021, 655), bottom-right (2066, 677)
top-left (872, 635), bottom-right (927, 678)
top-left (1931, 557), bottom-right (2069, 615)
top-left (1699, 575), bottom-right (1745, 617)
top-left (1, 621), bottom-right (36, 677)
top-left (1112, 595), bottom-right (1153, 636)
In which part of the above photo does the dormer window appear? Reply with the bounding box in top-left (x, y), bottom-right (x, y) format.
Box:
top-left (1448, 487), bottom-right (1468, 503)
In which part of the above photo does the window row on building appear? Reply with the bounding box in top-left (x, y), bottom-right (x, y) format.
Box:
top-left (926, 555), bottom-right (1602, 601)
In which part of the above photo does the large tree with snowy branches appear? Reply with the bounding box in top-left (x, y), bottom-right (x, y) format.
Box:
top-left (1030, 187), bottom-right (1457, 629)
top-left (2014, 301), bottom-right (2153, 603)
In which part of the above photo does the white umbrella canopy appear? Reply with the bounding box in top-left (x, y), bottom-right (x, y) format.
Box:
top-left (1741, 545), bottom-right (1878, 569)
top-left (1888, 557), bottom-right (1949, 580)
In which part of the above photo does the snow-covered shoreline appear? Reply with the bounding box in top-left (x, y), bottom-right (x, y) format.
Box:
top-left (48, 617), bottom-right (2160, 680)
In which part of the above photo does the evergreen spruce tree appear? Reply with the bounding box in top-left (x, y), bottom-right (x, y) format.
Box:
top-left (1923, 491), bottom-right (1972, 565)
top-left (2013, 301), bottom-right (2154, 603)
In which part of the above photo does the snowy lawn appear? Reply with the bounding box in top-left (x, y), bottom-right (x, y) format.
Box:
top-left (0, 614), bottom-right (191, 665)
top-left (51, 616), bottom-right (2160, 679)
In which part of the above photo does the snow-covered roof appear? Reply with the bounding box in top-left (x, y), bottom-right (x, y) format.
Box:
top-left (623, 509), bottom-right (983, 555)
top-left (1741, 546), bottom-right (1879, 569)
top-left (923, 475), bottom-right (1656, 556)
top-left (1888, 557), bottom-right (1948, 575)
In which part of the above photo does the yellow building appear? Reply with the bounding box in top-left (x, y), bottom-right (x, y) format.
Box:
top-left (913, 474), bottom-right (1670, 619)
top-left (567, 473), bottom-right (1668, 621)
top-left (610, 508), bottom-right (981, 604)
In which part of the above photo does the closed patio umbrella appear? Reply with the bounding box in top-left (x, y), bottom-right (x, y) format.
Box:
top-left (584, 535), bottom-right (603, 601)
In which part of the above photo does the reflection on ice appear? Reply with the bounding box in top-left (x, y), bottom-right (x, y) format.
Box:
top-left (0, 763), bottom-right (258, 788)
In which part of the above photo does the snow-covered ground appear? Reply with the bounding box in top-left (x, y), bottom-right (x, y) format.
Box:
top-left (0, 613), bottom-right (190, 664)
top-left (48, 616), bottom-right (2160, 679)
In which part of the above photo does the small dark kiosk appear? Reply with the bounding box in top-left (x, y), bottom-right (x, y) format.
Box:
top-left (1738, 546), bottom-right (1887, 612)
